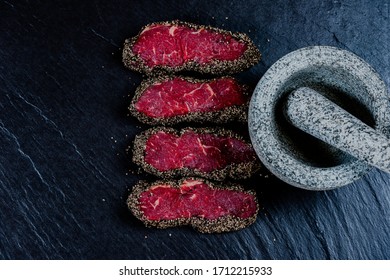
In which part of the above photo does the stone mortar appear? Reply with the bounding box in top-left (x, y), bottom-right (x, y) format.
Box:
top-left (248, 46), bottom-right (390, 190)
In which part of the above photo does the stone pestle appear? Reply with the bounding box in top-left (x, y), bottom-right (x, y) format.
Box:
top-left (285, 87), bottom-right (390, 174)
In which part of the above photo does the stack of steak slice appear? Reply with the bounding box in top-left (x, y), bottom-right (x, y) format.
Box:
top-left (123, 20), bottom-right (261, 233)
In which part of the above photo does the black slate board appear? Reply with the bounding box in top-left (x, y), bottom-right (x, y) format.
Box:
top-left (0, 0), bottom-right (389, 260)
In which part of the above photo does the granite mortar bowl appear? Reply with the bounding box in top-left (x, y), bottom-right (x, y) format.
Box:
top-left (248, 46), bottom-right (390, 190)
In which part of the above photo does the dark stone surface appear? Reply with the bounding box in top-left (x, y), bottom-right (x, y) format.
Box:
top-left (0, 0), bottom-right (389, 259)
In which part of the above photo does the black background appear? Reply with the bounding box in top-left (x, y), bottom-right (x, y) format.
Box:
top-left (0, 0), bottom-right (389, 259)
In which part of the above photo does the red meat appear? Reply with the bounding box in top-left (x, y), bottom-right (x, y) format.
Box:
top-left (130, 76), bottom-right (249, 125)
top-left (131, 127), bottom-right (260, 180)
top-left (127, 178), bottom-right (259, 233)
top-left (122, 20), bottom-right (261, 75)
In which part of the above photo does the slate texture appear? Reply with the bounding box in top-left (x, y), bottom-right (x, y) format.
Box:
top-left (0, 0), bottom-right (389, 259)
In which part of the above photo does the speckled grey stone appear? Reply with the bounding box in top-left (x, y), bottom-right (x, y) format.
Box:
top-left (248, 46), bottom-right (390, 190)
top-left (286, 87), bottom-right (390, 174)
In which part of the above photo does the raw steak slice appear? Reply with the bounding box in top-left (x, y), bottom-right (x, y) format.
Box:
top-left (131, 127), bottom-right (260, 181)
top-left (130, 76), bottom-right (249, 125)
top-left (122, 20), bottom-right (261, 75)
top-left (127, 177), bottom-right (259, 233)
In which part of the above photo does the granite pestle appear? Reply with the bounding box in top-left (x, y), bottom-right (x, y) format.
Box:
top-left (285, 87), bottom-right (390, 174)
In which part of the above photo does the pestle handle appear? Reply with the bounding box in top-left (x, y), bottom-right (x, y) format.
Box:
top-left (285, 87), bottom-right (390, 174)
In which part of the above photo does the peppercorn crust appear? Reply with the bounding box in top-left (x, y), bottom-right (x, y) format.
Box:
top-left (129, 75), bottom-right (250, 125)
top-left (127, 177), bottom-right (259, 233)
top-left (130, 126), bottom-right (261, 181)
top-left (122, 20), bottom-right (261, 75)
